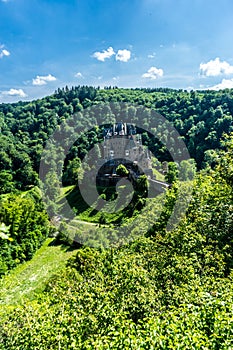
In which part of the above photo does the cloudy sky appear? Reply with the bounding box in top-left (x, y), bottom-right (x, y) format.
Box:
top-left (1, 0), bottom-right (233, 102)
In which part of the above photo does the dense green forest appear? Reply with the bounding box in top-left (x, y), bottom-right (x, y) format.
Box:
top-left (0, 86), bottom-right (232, 273)
top-left (0, 86), bottom-right (233, 191)
top-left (0, 134), bottom-right (232, 349)
top-left (0, 86), bottom-right (233, 348)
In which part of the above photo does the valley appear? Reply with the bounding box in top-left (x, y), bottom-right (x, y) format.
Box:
top-left (0, 86), bottom-right (232, 349)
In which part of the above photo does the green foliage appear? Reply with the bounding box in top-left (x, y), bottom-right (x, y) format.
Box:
top-left (98, 212), bottom-right (107, 225)
top-left (135, 174), bottom-right (149, 197)
top-left (0, 88), bottom-right (233, 348)
top-left (165, 162), bottom-right (179, 184)
top-left (63, 158), bottom-right (84, 186)
top-left (179, 159), bottom-right (196, 181)
top-left (0, 171), bottom-right (15, 194)
top-left (116, 164), bottom-right (129, 177)
top-left (1, 86), bottom-right (233, 193)
top-left (218, 132), bottom-right (233, 187)
top-left (0, 188), bottom-right (49, 276)
top-left (0, 139), bottom-right (232, 348)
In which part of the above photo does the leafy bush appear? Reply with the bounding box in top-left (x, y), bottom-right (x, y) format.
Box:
top-left (0, 187), bottom-right (49, 276)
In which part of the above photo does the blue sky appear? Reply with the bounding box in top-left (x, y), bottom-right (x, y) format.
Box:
top-left (1, 0), bottom-right (233, 102)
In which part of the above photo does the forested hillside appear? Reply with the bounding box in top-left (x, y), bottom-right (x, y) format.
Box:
top-left (1, 86), bottom-right (232, 274)
top-left (0, 133), bottom-right (232, 349)
top-left (0, 86), bottom-right (233, 349)
top-left (0, 86), bottom-right (233, 192)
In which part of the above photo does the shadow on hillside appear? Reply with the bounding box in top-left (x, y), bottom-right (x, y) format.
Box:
top-left (48, 238), bottom-right (82, 251)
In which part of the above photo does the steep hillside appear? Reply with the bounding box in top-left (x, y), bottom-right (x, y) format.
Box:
top-left (0, 88), bottom-right (233, 349)
top-left (0, 134), bottom-right (232, 349)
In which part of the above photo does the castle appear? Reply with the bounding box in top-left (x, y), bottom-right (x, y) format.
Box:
top-left (96, 123), bottom-right (153, 186)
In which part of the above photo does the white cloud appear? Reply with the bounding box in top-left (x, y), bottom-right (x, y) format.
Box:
top-left (75, 72), bottom-right (83, 78)
top-left (208, 78), bottom-right (233, 90)
top-left (93, 47), bottom-right (131, 63)
top-left (116, 49), bottom-right (131, 62)
top-left (200, 57), bottom-right (233, 77)
top-left (32, 74), bottom-right (57, 86)
top-left (93, 47), bottom-right (115, 61)
top-left (0, 47), bottom-right (10, 58)
top-left (148, 53), bottom-right (156, 58)
top-left (142, 66), bottom-right (164, 80)
top-left (2, 49), bottom-right (10, 56)
top-left (2, 88), bottom-right (27, 97)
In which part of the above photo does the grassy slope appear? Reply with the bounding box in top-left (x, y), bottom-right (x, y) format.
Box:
top-left (58, 184), bottom-right (131, 224)
top-left (0, 238), bottom-right (78, 305)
